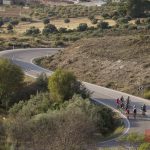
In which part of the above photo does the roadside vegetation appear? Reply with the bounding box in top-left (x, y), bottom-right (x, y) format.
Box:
top-left (0, 62), bottom-right (121, 149)
top-left (119, 133), bottom-right (150, 150)
top-left (0, 0), bottom-right (150, 149)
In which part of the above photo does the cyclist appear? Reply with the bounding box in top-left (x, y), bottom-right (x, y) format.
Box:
top-left (141, 104), bottom-right (146, 116)
top-left (133, 105), bottom-right (137, 119)
top-left (121, 102), bottom-right (124, 109)
top-left (120, 96), bottom-right (124, 109)
top-left (120, 96), bottom-right (124, 103)
top-left (116, 98), bottom-right (120, 109)
top-left (126, 96), bottom-right (130, 106)
top-left (125, 96), bottom-right (130, 110)
top-left (125, 108), bottom-right (130, 119)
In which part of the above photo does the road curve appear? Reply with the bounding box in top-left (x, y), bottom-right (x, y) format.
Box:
top-left (0, 48), bottom-right (150, 148)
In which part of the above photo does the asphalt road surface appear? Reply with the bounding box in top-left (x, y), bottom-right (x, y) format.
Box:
top-left (0, 48), bottom-right (150, 148)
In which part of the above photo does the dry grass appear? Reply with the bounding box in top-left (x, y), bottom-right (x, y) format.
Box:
top-left (52, 17), bottom-right (95, 29)
top-left (6, 17), bottom-right (117, 33)
top-left (0, 33), bottom-right (16, 39)
top-left (104, 19), bottom-right (116, 26)
top-left (0, 6), bottom-right (31, 18)
top-left (129, 20), bottom-right (136, 24)
top-left (15, 18), bottom-right (95, 33)
top-left (16, 22), bottom-right (44, 33)
top-left (24, 75), bottom-right (35, 83)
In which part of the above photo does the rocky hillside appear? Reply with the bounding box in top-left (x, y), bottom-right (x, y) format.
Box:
top-left (37, 35), bottom-right (150, 96)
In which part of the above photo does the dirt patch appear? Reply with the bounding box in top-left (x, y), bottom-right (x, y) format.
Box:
top-left (37, 35), bottom-right (150, 95)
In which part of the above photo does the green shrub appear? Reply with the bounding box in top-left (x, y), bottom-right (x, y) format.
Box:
top-left (54, 41), bottom-right (65, 47)
top-left (36, 73), bottom-right (48, 91)
top-left (122, 24), bottom-right (129, 29)
top-left (128, 24), bottom-right (137, 30)
top-left (64, 18), bottom-right (70, 23)
top-left (8, 97), bottom-right (94, 149)
top-left (48, 69), bottom-right (76, 101)
top-left (110, 11), bottom-right (119, 18)
top-left (88, 15), bottom-right (95, 20)
top-left (10, 19), bottom-right (19, 26)
top-left (120, 133), bottom-right (145, 146)
top-left (42, 24), bottom-right (58, 36)
top-left (139, 143), bottom-right (150, 150)
top-left (102, 13), bottom-right (110, 19)
top-left (144, 90), bottom-right (150, 99)
top-left (125, 16), bottom-right (132, 21)
top-left (7, 94), bottom-right (117, 149)
top-left (112, 16), bottom-right (118, 20)
top-left (9, 92), bottom-right (51, 117)
top-left (117, 17), bottom-right (128, 24)
top-left (9, 100), bottom-right (26, 115)
top-left (0, 17), bottom-right (4, 27)
top-left (0, 59), bottom-right (24, 108)
top-left (7, 24), bottom-right (13, 31)
top-left (25, 26), bottom-right (40, 35)
top-left (43, 18), bottom-right (50, 25)
top-left (97, 21), bottom-right (109, 29)
top-left (91, 19), bottom-right (98, 24)
top-left (48, 69), bottom-right (89, 102)
top-left (20, 17), bottom-right (32, 22)
top-left (77, 23), bottom-right (88, 31)
top-left (59, 27), bottom-right (67, 33)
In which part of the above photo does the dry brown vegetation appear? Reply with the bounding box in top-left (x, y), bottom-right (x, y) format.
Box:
top-left (1, 17), bottom-right (116, 34)
top-left (38, 34), bottom-right (150, 95)
top-left (0, 6), bottom-right (31, 17)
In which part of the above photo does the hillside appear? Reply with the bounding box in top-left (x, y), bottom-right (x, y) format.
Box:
top-left (37, 35), bottom-right (150, 96)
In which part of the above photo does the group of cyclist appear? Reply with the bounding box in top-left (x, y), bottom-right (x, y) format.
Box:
top-left (116, 96), bottom-right (147, 119)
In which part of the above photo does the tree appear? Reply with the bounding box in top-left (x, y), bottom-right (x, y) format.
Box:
top-left (97, 21), bottom-right (109, 29)
top-left (0, 59), bottom-right (24, 108)
top-left (26, 26), bottom-right (40, 35)
top-left (91, 19), bottom-right (98, 24)
top-left (64, 18), bottom-right (70, 23)
top-left (48, 69), bottom-right (89, 102)
top-left (42, 24), bottom-right (58, 36)
top-left (117, 18), bottom-right (128, 24)
top-left (59, 27), bottom-right (67, 33)
top-left (48, 69), bottom-right (77, 101)
top-left (77, 23), bottom-right (88, 31)
top-left (43, 18), bottom-right (50, 25)
top-left (36, 73), bottom-right (48, 91)
top-left (127, 0), bottom-right (144, 18)
top-left (88, 15), bottom-right (95, 20)
top-left (0, 17), bottom-right (4, 28)
top-left (10, 19), bottom-right (19, 26)
top-left (7, 24), bottom-right (13, 31)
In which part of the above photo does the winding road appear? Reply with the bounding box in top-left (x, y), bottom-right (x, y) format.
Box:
top-left (0, 48), bottom-right (150, 149)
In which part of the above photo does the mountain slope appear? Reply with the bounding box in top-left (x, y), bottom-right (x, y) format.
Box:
top-left (37, 35), bottom-right (150, 95)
